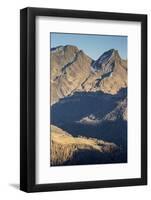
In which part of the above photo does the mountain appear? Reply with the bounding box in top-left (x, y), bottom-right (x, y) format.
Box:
top-left (50, 45), bottom-right (127, 166)
top-left (51, 125), bottom-right (120, 166)
top-left (50, 45), bottom-right (92, 104)
top-left (50, 45), bottom-right (127, 104)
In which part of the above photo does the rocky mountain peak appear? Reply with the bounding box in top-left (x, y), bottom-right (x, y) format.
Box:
top-left (92, 49), bottom-right (119, 72)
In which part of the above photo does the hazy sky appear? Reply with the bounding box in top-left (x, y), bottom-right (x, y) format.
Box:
top-left (50, 32), bottom-right (127, 60)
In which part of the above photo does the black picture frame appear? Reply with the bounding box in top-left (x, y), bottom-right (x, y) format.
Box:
top-left (20, 7), bottom-right (147, 192)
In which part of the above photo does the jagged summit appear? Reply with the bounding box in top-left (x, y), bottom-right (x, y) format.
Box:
top-left (92, 49), bottom-right (120, 72)
top-left (93, 49), bottom-right (115, 67)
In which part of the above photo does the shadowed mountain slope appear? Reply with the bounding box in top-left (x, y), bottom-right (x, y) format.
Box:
top-left (51, 89), bottom-right (127, 145)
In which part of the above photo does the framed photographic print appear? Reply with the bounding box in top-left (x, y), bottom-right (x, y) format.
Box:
top-left (20, 7), bottom-right (147, 192)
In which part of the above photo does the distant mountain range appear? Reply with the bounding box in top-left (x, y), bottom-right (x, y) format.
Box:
top-left (50, 45), bottom-right (127, 166)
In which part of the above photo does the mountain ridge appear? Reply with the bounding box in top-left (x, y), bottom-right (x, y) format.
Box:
top-left (50, 45), bottom-right (127, 104)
